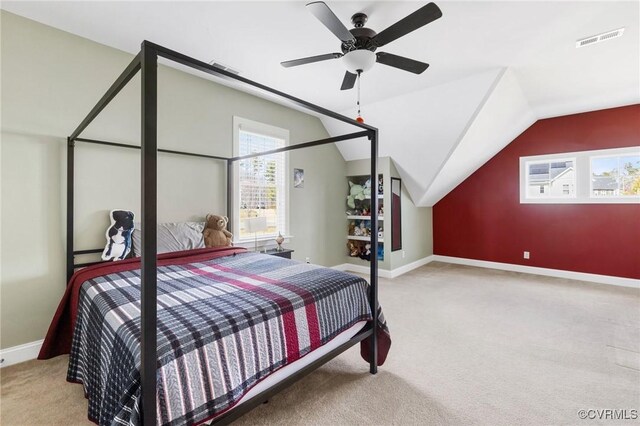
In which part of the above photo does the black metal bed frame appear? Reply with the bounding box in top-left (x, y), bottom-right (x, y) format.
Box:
top-left (67, 40), bottom-right (379, 426)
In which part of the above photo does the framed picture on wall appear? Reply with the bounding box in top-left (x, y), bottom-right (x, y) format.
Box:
top-left (294, 168), bottom-right (304, 188)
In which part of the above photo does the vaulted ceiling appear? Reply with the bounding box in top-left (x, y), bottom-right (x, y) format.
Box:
top-left (3, 1), bottom-right (639, 206)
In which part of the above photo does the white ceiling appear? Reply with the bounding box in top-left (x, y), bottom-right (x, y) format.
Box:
top-left (3, 1), bottom-right (639, 205)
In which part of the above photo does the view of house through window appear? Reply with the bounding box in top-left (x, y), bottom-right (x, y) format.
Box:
top-left (526, 159), bottom-right (576, 198)
top-left (591, 154), bottom-right (640, 197)
top-left (237, 130), bottom-right (287, 240)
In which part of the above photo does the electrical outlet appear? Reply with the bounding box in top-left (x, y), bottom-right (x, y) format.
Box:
top-left (523, 251), bottom-right (530, 259)
top-left (402, 250), bottom-right (405, 259)
top-left (305, 257), bottom-right (310, 264)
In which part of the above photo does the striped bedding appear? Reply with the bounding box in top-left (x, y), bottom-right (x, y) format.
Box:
top-left (39, 247), bottom-right (389, 426)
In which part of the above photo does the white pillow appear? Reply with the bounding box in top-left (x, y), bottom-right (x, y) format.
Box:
top-left (132, 222), bottom-right (205, 257)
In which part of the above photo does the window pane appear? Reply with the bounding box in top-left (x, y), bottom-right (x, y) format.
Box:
top-left (527, 160), bottom-right (575, 198)
top-left (591, 155), bottom-right (640, 197)
top-left (238, 131), bottom-right (285, 239)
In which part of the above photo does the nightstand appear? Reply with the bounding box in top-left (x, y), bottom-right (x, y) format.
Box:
top-left (263, 248), bottom-right (294, 259)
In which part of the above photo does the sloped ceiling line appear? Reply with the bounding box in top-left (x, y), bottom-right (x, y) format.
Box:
top-left (420, 68), bottom-right (537, 205)
top-left (322, 68), bottom-right (506, 205)
top-left (420, 67), bottom-right (507, 201)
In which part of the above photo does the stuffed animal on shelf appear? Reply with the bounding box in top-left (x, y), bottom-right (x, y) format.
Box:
top-left (378, 176), bottom-right (384, 195)
top-left (203, 214), bottom-right (233, 247)
top-left (348, 221), bottom-right (356, 236)
top-left (102, 209), bottom-right (134, 261)
top-left (346, 181), bottom-right (372, 209)
top-left (347, 241), bottom-right (360, 257)
top-left (359, 243), bottom-right (372, 261)
top-left (359, 221), bottom-right (369, 236)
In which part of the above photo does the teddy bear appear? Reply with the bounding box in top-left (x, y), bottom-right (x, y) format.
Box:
top-left (347, 241), bottom-right (360, 257)
top-left (203, 214), bottom-right (233, 247)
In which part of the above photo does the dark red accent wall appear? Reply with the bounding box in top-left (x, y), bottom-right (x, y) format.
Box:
top-left (433, 105), bottom-right (640, 279)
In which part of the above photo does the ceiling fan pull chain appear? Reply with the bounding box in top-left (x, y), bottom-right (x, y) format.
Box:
top-left (356, 70), bottom-right (364, 123)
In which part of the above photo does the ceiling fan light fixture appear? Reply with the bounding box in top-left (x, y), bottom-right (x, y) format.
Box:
top-left (342, 50), bottom-right (376, 73)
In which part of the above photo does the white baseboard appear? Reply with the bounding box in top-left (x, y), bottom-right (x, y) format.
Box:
top-left (333, 255), bottom-right (435, 279)
top-left (432, 255), bottom-right (640, 289)
top-left (0, 339), bottom-right (43, 368)
top-left (387, 255), bottom-right (435, 278)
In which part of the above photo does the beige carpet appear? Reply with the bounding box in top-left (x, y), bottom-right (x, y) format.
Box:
top-left (1, 262), bottom-right (639, 425)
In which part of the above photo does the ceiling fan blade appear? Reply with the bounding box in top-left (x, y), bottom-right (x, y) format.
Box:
top-left (340, 71), bottom-right (357, 90)
top-left (373, 2), bottom-right (442, 47)
top-left (307, 1), bottom-right (356, 43)
top-left (376, 52), bottom-right (429, 74)
top-left (281, 53), bottom-right (343, 68)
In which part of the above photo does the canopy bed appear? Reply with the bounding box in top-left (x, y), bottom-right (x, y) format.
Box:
top-left (39, 41), bottom-right (385, 426)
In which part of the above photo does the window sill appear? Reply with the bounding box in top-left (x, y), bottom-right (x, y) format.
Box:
top-left (234, 235), bottom-right (294, 246)
top-left (521, 198), bottom-right (639, 204)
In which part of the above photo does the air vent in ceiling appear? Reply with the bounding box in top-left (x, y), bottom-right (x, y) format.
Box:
top-left (576, 28), bottom-right (624, 48)
top-left (208, 60), bottom-right (240, 75)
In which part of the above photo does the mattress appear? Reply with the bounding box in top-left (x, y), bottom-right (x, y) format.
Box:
top-left (236, 320), bottom-right (367, 407)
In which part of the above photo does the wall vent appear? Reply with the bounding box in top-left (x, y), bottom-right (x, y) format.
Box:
top-left (576, 28), bottom-right (624, 48)
top-left (208, 60), bottom-right (240, 75)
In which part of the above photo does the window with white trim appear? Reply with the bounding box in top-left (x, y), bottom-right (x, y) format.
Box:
top-left (590, 153), bottom-right (640, 198)
top-left (233, 117), bottom-right (289, 242)
top-left (520, 146), bottom-right (640, 204)
top-left (525, 158), bottom-right (576, 199)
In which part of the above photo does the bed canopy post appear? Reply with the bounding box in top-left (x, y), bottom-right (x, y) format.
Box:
top-left (66, 137), bottom-right (75, 283)
top-left (140, 41), bottom-right (158, 426)
top-left (369, 129), bottom-right (379, 374)
top-left (227, 159), bottom-right (233, 234)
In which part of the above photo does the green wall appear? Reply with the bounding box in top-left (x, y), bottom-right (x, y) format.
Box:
top-left (0, 11), bottom-right (349, 349)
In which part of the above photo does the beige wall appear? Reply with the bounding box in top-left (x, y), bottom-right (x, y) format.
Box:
top-left (388, 159), bottom-right (433, 270)
top-left (0, 11), bottom-right (348, 349)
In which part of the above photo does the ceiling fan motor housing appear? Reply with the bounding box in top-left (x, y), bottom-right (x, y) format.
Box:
top-left (341, 19), bottom-right (378, 53)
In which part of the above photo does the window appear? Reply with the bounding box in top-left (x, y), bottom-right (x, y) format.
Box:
top-left (590, 154), bottom-right (640, 198)
top-left (520, 146), bottom-right (640, 204)
top-left (524, 158), bottom-right (576, 199)
top-left (233, 117), bottom-right (289, 242)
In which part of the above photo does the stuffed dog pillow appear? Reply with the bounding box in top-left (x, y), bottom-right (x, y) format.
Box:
top-left (102, 209), bottom-right (135, 261)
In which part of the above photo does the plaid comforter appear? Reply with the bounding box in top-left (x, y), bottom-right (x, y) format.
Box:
top-left (39, 248), bottom-right (389, 425)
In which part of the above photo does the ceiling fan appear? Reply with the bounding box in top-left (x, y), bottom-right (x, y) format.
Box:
top-left (281, 1), bottom-right (443, 91)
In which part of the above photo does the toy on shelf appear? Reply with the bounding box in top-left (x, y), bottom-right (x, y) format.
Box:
top-left (359, 243), bottom-right (371, 261)
top-left (348, 221), bottom-right (356, 236)
top-left (347, 180), bottom-right (372, 209)
top-left (378, 176), bottom-right (384, 195)
top-left (359, 222), bottom-right (369, 236)
top-left (347, 241), bottom-right (360, 257)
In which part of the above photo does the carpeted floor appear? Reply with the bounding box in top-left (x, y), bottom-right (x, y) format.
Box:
top-left (1, 262), bottom-right (639, 425)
